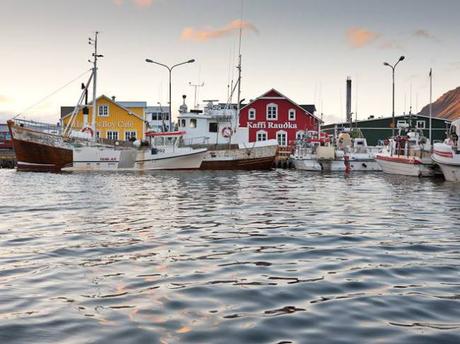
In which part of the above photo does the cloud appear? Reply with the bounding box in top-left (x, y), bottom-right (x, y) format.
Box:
top-left (181, 19), bottom-right (259, 42)
top-left (413, 29), bottom-right (437, 40)
top-left (0, 95), bottom-right (11, 103)
top-left (346, 27), bottom-right (379, 48)
top-left (112, 0), bottom-right (154, 7)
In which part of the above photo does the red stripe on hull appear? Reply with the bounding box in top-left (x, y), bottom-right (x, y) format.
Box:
top-left (12, 138), bottom-right (73, 172)
top-left (200, 156), bottom-right (275, 170)
top-left (433, 150), bottom-right (454, 158)
top-left (375, 155), bottom-right (421, 165)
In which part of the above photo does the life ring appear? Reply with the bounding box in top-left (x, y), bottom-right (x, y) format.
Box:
top-left (81, 127), bottom-right (94, 137)
top-left (221, 127), bottom-right (233, 138)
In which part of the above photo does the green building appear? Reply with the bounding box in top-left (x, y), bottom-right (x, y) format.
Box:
top-left (322, 114), bottom-right (451, 146)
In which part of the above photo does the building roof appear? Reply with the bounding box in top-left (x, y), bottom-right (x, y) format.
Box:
top-left (323, 113), bottom-right (451, 127)
top-left (117, 101), bottom-right (147, 108)
top-left (60, 95), bottom-right (145, 121)
top-left (299, 104), bottom-right (317, 114)
top-left (145, 106), bottom-right (170, 113)
top-left (240, 88), bottom-right (320, 121)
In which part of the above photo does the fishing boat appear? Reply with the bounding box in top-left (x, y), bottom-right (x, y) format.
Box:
top-left (292, 130), bottom-right (381, 172)
top-left (375, 124), bottom-right (435, 177)
top-left (59, 131), bottom-right (206, 172)
top-left (432, 119), bottom-right (460, 182)
top-left (177, 98), bottom-right (278, 170)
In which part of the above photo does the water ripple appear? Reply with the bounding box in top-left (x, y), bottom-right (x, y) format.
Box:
top-left (0, 169), bottom-right (460, 343)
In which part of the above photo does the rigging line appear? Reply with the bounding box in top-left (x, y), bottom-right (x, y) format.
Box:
top-left (14, 68), bottom-right (92, 119)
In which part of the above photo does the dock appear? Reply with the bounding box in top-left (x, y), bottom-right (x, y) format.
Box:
top-left (0, 150), bottom-right (16, 168)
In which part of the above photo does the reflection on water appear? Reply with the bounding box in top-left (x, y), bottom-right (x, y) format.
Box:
top-left (0, 169), bottom-right (460, 344)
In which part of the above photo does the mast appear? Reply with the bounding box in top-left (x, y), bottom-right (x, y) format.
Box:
top-left (89, 32), bottom-right (102, 141)
top-left (235, 0), bottom-right (244, 131)
top-left (429, 68), bottom-right (433, 144)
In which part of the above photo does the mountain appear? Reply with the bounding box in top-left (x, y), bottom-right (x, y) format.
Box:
top-left (418, 86), bottom-right (460, 121)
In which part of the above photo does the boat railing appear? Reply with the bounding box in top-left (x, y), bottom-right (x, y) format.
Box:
top-left (181, 136), bottom-right (211, 146)
top-left (14, 118), bottom-right (61, 134)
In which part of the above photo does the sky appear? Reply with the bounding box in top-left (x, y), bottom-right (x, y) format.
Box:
top-left (1, 0), bottom-right (460, 124)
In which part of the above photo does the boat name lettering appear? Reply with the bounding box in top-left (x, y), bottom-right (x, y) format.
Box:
top-left (100, 157), bottom-right (117, 161)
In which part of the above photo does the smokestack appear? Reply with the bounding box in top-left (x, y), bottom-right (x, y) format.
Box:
top-left (346, 77), bottom-right (352, 128)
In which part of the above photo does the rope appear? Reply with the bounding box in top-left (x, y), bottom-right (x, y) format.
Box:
top-left (14, 68), bottom-right (92, 119)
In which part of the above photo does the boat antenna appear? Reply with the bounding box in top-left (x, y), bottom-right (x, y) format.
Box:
top-left (235, 0), bottom-right (244, 132)
top-left (429, 68), bottom-right (433, 144)
top-left (189, 81), bottom-right (204, 109)
top-left (89, 31), bottom-right (103, 141)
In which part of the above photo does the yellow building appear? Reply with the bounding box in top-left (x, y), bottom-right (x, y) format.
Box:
top-left (61, 95), bottom-right (146, 141)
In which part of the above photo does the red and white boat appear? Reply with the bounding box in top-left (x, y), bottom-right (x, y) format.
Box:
top-left (375, 128), bottom-right (435, 177)
top-left (432, 119), bottom-right (460, 182)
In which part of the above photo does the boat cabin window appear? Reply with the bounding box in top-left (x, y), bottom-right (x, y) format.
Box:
top-left (153, 136), bottom-right (178, 146)
top-left (180, 119), bottom-right (186, 128)
top-left (190, 119), bottom-right (197, 128)
top-left (209, 122), bottom-right (218, 133)
top-left (397, 120), bottom-right (407, 127)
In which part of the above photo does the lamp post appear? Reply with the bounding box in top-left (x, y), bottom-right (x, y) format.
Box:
top-left (145, 58), bottom-right (195, 131)
top-left (383, 56), bottom-right (405, 137)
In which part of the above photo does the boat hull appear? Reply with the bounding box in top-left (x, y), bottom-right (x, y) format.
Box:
top-left (199, 144), bottom-right (277, 170)
top-left (293, 158), bottom-right (381, 172)
top-left (64, 147), bottom-right (207, 171)
top-left (8, 121), bottom-right (73, 172)
top-left (432, 143), bottom-right (460, 182)
top-left (376, 155), bottom-right (434, 177)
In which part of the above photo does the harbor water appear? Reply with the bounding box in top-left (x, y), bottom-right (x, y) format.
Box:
top-left (1, 169), bottom-right (460, 344)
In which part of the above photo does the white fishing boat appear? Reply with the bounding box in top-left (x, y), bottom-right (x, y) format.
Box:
top-left (375, 125), bottom-right (435, 177)
top-left (432, 119), bottom-right (460, 182)
top-left (62, 131), bottom-right (207, 172)
top-left (292, 131), bottom-right (381, 172)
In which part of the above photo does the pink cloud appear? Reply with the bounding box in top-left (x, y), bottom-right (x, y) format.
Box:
top-left (132, 0), bottom-right (154, 7)
top-left (112, 0), bottom-right (154, 7)
top-left (181, 19), bottom-right (259, 42)
top-left (346, 27), bottom-right (379, 48)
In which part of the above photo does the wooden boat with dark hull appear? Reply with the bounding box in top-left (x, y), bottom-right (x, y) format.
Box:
top-left (8, 120), bottom-right (73, 172)
top-left (200, 156), bottom-right (275, 170)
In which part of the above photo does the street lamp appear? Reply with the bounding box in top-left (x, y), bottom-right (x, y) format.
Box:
top-left (145, 58), bottom-right (195, 131)
top-left (383, 55), bottom-right (405, 137)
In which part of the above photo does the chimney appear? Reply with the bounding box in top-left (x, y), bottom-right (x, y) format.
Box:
top-left (346, 77), bottom-right (352, 128)
top-left (112, 96), bottom-right (116, 102)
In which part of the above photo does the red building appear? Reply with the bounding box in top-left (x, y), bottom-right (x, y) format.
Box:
top-left (239, 89), bottom-right (319, 146)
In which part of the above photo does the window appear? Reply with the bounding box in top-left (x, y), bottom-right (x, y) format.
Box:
top-left (180, 119), bottom-right (186, 128)
top-left (209, 122), bottom-right (218, 133)
top-left (96, 131), bottom-right (100, 139)
top-left (248, 108), bottom-right (256, 120)
top-left (296, 131), bottom-right (304, 140)
top-left (190, 119), bottom-right (197, 128)
top-left (276, 130), bottom-right (287, 146)
top-left (288, 109), bottom-right (296, 121)
top-left (416, 120), bottom-right (426, 129)
top-left (151, 113), bottom-right (158, 121)
top-left (266, 103), bottom-right (278, 120)
top-left (397, 120), bottom-right (407, 127)
top-left (107, 131), bottom-right (118, 141)
top-left (98, 105), bottom-right (109, 117)
top-left (256, 130), bottom-right (267, 142)
top-left (125, 131), bottom-right (137, 141)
